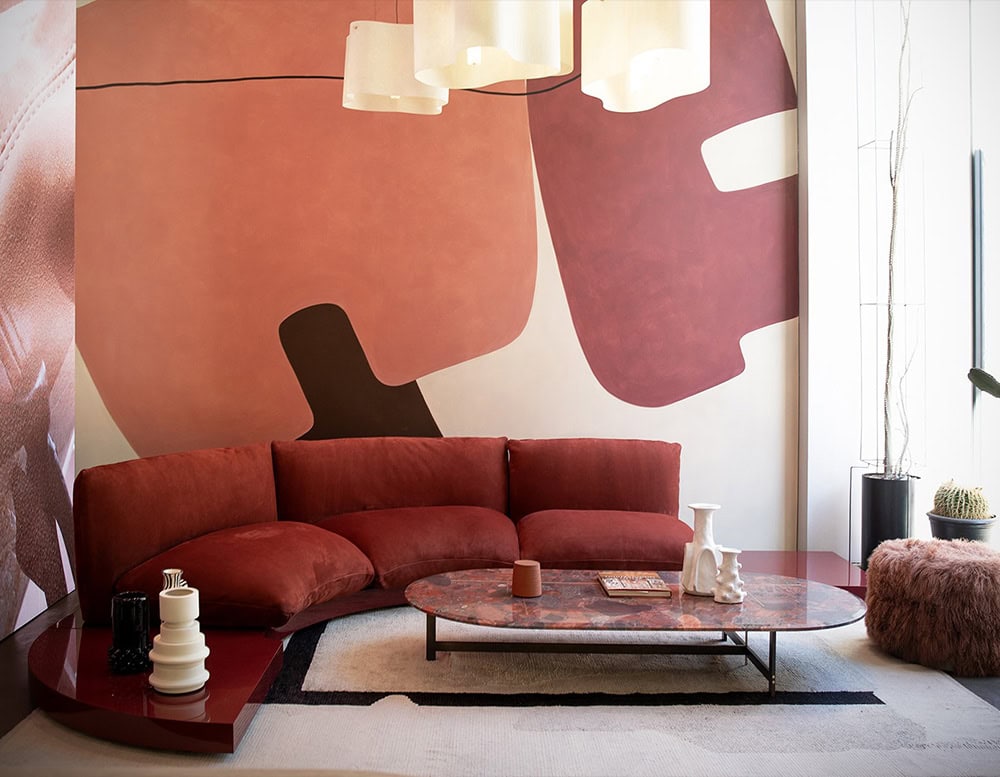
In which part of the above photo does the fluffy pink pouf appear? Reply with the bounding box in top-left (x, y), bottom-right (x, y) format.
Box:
top-left (866, 538), bottom-right (1000, 676)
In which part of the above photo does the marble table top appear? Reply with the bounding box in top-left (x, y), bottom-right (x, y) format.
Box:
top-left (405, 568), bottom-right (866, 633)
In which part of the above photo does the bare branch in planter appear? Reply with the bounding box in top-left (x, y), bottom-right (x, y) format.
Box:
top-left (882, 0), bottom-right (918, 478)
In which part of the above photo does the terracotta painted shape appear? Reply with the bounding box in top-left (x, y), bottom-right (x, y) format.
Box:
top-left (76, 0), bottom-right (535, 455)
top-left (528, 0), bottom-right (798, 406)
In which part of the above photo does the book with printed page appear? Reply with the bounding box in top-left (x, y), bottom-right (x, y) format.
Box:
top-left (597, 571), bottom-right (672, 598)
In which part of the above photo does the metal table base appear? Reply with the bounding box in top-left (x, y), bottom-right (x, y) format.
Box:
top-left (423, 613), bottom-right (779, 696)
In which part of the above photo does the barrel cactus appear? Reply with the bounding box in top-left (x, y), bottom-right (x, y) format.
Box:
top-left (932, 480), bottom-right (993, 520)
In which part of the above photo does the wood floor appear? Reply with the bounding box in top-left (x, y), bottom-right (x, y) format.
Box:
top-left (2, 591), bottom-right (998, 742)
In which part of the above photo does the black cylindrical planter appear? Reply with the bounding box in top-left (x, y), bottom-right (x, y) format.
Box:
top-left (861, 473), bottom-right (915, 569)
top-left (109, 591), bottom-right (153, 674)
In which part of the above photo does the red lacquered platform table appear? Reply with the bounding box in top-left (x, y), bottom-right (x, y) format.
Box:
top-left (28, 614), bottom-right (282, 753)
top-left (738, 550), bottom-right (867, 597)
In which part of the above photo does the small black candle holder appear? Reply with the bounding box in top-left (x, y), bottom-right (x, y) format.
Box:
top-left (108, 591), bottom-right (153, 674)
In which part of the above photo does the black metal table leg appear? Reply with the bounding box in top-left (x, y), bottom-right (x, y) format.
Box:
top-left (768, 631), bottom-right (777, 696)
top-left (725, 630), bottom-right (777, 696)
top-left (425, 613), bottom-right (437, 661)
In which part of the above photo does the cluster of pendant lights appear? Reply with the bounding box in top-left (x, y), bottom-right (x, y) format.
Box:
top-left (342, 0), bottom-right (711, 116)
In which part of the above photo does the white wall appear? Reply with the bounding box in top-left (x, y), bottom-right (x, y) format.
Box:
top-left (798, 0), bottom-right (863, 556)
top-left (801, 0), bottom-right (980, 559)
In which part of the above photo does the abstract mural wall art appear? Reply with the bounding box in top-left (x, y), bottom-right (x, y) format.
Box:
top-left (0, 0), bottom-right (76, 640)
top-left (75, 0), bottom-right (798, 480)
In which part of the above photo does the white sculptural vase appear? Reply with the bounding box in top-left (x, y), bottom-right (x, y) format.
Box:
top-left (148, 586), bottom-right (210, 695)
top-left (713, 546), bottom-right (746, 604)
top-left (680, 503), bottom-right (722, 596)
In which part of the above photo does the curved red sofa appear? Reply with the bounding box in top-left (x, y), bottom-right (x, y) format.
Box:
top-left (73, 436), bottom-right (692, 634)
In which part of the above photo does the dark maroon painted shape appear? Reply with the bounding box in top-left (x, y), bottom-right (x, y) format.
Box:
top-left (528, 0), bottom-right (798, 406)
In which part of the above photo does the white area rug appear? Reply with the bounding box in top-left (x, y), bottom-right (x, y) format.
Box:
top-left (290, 607), bottom-right (871, 700)
top-left (1, 608), bottom-right (999, 777)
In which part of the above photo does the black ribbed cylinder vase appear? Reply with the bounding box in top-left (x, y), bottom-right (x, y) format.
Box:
top-left (109, 590), bottom-right (153, 674)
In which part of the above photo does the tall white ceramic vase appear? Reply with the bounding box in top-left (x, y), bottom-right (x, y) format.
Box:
top-left (681, 503), bottom-right (722, 596)
top-left (713, 547), bottom-right (746, 604)
top-left (149, 586), bottom-right (210, 695)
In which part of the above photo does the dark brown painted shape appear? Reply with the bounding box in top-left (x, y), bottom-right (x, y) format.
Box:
top-left (279, 304), bottom-right (441, 439)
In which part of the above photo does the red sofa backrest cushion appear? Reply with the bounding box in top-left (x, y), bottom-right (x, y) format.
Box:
top-left (73, 442), bottom-right (277, 624)
top-left (507, 437), bottom-right (681, 522)
top-left (272, 436), bottom-right (509, 521)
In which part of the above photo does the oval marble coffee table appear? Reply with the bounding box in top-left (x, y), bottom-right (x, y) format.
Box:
top-left (405, 568), bottom-right (866, 696)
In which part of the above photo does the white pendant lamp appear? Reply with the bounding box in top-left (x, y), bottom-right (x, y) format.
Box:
top-left (343, 21), bottom-right (449, 115)
top-left (412, 0), bottom-right (573, 90)
top-left (581, 0), bottom-right (711, 113)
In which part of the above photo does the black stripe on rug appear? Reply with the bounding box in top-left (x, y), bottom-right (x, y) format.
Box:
top-left (265, 621), bottom-right (884, 708)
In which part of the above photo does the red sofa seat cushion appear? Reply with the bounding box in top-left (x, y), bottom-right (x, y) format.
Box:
top-left (517, 509), bottom-right (693, 570)
top-left (273, 436), bottom-right (509, 521)
top-left (318, 506), bottom-right (519, 589)
top-left (116, 522), bottom-right (374, 629)
top-left (507, 438), bottom-right (681, 522)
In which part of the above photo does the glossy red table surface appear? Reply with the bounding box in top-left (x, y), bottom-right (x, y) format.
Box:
top-left (738, 550), bottom-right (867, 597)
top-left (28, 614), bottom-right (282, 753)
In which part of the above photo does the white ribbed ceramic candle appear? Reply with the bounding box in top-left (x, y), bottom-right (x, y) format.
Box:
top-left (149, 586), bottom-right (210, 695)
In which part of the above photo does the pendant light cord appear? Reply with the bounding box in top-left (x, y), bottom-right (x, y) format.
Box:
top-left (77, 73), bottom-right (581, 96)
top-left (465, 73), bottom-right (580, 97)
top-left (77, 75), bottom-right (343, 91)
